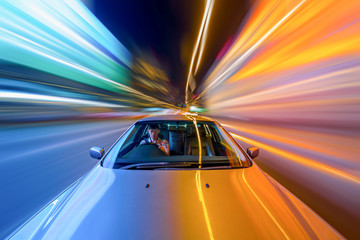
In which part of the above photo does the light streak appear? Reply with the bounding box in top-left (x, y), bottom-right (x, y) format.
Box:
top-left (196, 0), bottom-right (360, 193)
top-left (241, 171), bottom-right (290, 240)
top-left (0, 0), bottom-right (174, 109)
top-left (198, 0), bottom-right (360, 104)
top-left (210, 66), bottom-right (360, 109)
top-left (231, 133), bottom-right (360, 185)
top-left (185, 115), bottom-right (203, 167)
top-left (222, 123), bottom-right (360, 164)
top-left (0, 91), bottom-right (126, 108)
top-left (194, 0), bottom-right (214, 74)
top-left (0, 0), bottom-right (131, 91)
top-left (185, 0), bottom-right (214, 104)
top-left (200, 0), bottom-right (307, 96)
top-left (195, 171), bottom-right (214, 240)
top-left (194, 119), bottom-right (203, 168)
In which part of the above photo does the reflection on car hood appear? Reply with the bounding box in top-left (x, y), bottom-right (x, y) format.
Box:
top-left (12, 164), bottom-right (343, 240)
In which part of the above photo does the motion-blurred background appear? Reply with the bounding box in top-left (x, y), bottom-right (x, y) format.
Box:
top-left (1, 0), bottom-right (359, 239)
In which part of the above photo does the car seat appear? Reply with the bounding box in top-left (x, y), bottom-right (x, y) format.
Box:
top-left (168, 124), bottom-right (185, 155)
top-left (185, 125), bottom-right (215, 156)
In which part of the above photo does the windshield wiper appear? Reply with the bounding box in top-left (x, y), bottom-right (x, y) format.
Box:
top-left (122, 161), bottom-right (199, 170)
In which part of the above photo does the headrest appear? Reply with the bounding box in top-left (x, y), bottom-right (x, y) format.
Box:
top-left (178, 125), bottom-right (186, 131)
top-left (186, 126), bottom-right (194, 136)
top-left (168, 124), bottom-right (177, 131)
top-left (168, 124), bottom-right (186, 131)
top-left (186, 125), bottom-right (206, 137)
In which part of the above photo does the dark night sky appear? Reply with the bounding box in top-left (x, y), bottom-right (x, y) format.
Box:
top-left (87, 0), bottom-right (249, 97)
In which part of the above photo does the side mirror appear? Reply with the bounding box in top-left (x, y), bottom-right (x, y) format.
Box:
top-left (90, 147), bottom-right (105, 160)
top-left (247, 147), bottom-right (259, 159)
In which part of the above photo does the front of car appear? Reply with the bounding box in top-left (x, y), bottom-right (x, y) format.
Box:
top-left (101, 115), bottom-right (252, 170)
top-left (8, 115), bottom-right (344, 240)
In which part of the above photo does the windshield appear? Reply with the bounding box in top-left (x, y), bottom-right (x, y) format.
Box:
top-left (102, 120), bottom-right (251, 169)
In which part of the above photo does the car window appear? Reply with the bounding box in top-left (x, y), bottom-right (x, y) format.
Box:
top-left (119, 124), bottom-right (145, 151)
top-left (102, 120), bottom-right (251, 169)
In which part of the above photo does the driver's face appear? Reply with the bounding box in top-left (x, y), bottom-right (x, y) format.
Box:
top-left (148, 129), bottom-right (160, 141)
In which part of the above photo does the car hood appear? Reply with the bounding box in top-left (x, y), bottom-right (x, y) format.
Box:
top-left (11, 164), bottom-right (343, 240)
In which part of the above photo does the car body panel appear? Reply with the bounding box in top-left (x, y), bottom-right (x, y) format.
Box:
top-left (11, 163), bottom-right (343, 240)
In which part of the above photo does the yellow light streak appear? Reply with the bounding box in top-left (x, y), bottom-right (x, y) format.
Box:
top-left (195, 171), bottom-right (214, 240)
top-left (242, 171), bottom-right (290, 240)
top-left (185, 115), bottom-right (202, 167)
top-left (194, 119), bottom-right (203, 168)
top-left (194, 0), bottom-right (214, 74)
top-left (185, 0), bottom-right (214, 103)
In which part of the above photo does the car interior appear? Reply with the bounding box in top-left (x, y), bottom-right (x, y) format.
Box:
top-left (115, 121), bottom-right (230, 160)
top-left (138, 122), bottom-right (222, 157)
top-left (111, 120), bottom-right (250, 169)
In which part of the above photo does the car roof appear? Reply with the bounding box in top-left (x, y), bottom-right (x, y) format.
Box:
top-left (137, 114), bottom-right (214, 122)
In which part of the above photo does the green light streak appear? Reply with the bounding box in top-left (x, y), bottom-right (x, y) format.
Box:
top-left (0, 0), bottom-right (132, 93)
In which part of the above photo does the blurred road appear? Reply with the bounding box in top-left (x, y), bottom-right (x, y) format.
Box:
top-left (0, 120), bottom-right (132, 239)
top-left (216, 117), bottom-right (360, 239)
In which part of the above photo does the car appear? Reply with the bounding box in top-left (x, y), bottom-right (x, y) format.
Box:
top-left (8, 115), bottom-right (344, 239)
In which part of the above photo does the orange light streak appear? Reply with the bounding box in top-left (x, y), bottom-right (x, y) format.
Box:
top-left (222, 123), bottom-right (360, 164)
top-left (241, 171), bottom-right (290, 240)
top-left (200, 0), bottom-right (360, 101)
top-left (231, 133), bottom-right (360, 185)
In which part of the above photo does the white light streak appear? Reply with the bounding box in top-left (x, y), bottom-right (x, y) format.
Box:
top-left (0, 91), bottom-right (126, 108)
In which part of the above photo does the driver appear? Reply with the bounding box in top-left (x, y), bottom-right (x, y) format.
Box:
top-left (140, 124), bottom-right (170, 156)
